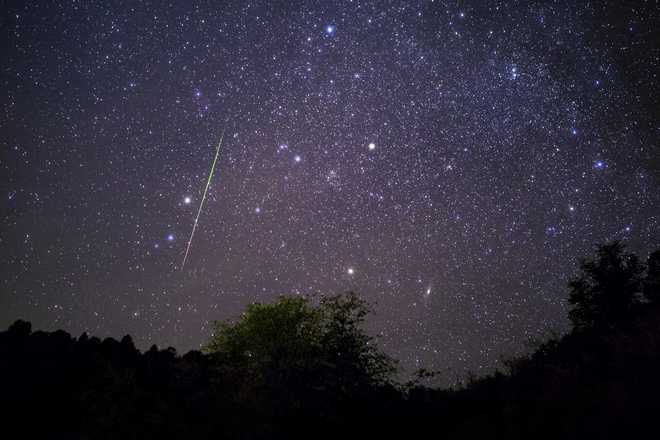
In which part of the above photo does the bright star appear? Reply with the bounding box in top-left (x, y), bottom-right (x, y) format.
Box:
top-left (368, 142), bottom-right (376, 151)
top-left (167, 234), bottom-right (175, 242)
top-left (347, 267), bottom-right (355, 275)
top-left (184, 196), bottom-right (192, 205)
top-left (326, 25), bottom-right (335, 34)
top-left (294, 155), bottom-right (302, 163)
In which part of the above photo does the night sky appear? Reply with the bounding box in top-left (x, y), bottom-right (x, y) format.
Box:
top-left (1, 1), bottom-right (659, 379)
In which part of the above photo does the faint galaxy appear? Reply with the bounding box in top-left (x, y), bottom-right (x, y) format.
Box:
top-left (1, 0), bottom-right (659, 378)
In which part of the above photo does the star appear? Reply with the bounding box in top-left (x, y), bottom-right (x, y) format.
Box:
top-left (2, 0), bottom-right (658, 383)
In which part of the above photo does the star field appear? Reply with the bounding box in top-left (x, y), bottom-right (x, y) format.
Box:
top-left (1, 0), bottom-right (659, 380)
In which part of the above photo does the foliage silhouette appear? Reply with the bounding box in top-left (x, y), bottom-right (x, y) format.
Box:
top-left (568, 241), bottom-right (645, 331)
top-left (205, 293), bottom-right (393, 389)
top-left (645, 249), bottom-right (660, 302)
top-left (202, 293), bottom-right (396, 437)
top-left (2, 243), bottom-right (660, 439)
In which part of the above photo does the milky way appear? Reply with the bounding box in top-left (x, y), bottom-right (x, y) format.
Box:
top-left (1, 1), bottom-right (659, 380)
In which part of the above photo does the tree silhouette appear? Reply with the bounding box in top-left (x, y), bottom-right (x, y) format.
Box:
top-left (204, 296), bottom-right (322, 381)
top-left (204, 293), bottom-right (394, 390)
top-left (644, 250), bottom-right (660, 303)
top-left (4, 245), bottom-right (660, 439)
top-left (568, 241), bottom-right (645, 332)
top-left (202, 292), bottom-right (396, 438)
top-left (6, 319), bottom-right (31, 338)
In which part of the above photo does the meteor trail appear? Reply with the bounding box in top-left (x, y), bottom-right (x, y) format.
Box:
top-left (181, 128), bottom-right (226, 270)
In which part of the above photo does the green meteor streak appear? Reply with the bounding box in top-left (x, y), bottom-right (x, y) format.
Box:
top-left (181, 128), bottom-right (226, 270)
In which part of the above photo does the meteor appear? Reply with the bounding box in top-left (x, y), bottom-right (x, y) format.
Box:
top-left (181, 128), bottom-right (226, 270)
